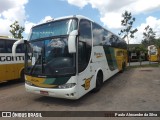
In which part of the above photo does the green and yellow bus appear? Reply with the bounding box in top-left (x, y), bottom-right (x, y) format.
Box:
top-left (13, 15), bottom-right (127, 99)
top-left (0, 37), bottom-right (25, 83)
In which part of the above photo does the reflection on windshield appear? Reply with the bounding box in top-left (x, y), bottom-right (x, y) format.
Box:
top-left (45, 38), bottom-right (70, 63)
top-left (26, 37), bottom-right (75, 77)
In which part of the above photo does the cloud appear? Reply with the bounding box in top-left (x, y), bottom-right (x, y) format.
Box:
top-left (67, 0), bottom-right (88, 8)
top-left (0, 0), bottom-right (28, 36)
top-left (133, 16), bottom-right (160, 44)
top-left (100, 12), bottom-right (122, 29)
top-left (0, 0), bottom-right (28, 13)
top-left (24, 21), bottom-right (36, 36)
top-left (39, 16), bottom-right (53, 23)
top-left (66, 0), bottom-right (160, 29)
top-left (66, 0), bottom-right (160, 44)
top-left (0, 0), bottom-right (52, 39)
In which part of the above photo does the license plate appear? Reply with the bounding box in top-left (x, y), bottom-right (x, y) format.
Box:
top-left (40, 90), bottom-right (49, 95)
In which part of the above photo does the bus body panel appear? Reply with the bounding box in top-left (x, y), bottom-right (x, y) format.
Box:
top-left (150, 55), bottom-right (158, 62)
top-left (25, 76), bottom-right (80, 99)
top-left (77, 46), bottom-right (121, 98)
top-left (0, 38), bottom-right (25, 82)
top-left (0, 64), bottom-right (7, 82)
top-left (25, 84), bottom-right (79, 99)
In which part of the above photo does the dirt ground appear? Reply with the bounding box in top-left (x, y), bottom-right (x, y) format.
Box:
top-left (0, 67), bottom-right (160, 120)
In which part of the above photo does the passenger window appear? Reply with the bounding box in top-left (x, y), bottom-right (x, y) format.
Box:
top-left (92, 23), bottom-right (104, 46)
top-left (0, 40), bottom-right (5, 53)
top-left (16, 44), bottom-right (25, 53)
top-left (6, 41), bottom-right (14, 53)
top-left (79, 19), bottom-right (92, 41)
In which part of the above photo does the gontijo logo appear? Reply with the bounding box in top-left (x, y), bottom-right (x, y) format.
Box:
top-left (0, 54), bottom-right (25, 65)
top-left (0, 56), bottom-right (24, 62)
top-left (0, 54), bottom-right (31, 64)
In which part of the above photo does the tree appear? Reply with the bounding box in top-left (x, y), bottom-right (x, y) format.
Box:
top-left (142, 25), bottom-right (157, 64)
top-left (142, 25), bottom-right (156, 47)
top-left (119, 11), bottom-right (138, 65)
top-left (155, 38), bottom-right (160, 48)
top-left (10, 21), bottom-right (25, 39)
top-left (135, 44), bottom-right (147, 66)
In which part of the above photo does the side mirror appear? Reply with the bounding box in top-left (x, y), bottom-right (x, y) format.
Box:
top-left (12, 40), bottom-right (26, 57)
top-left (68, 30), bottom-right (78, 53)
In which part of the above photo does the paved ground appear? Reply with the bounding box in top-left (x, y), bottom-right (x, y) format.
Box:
top-left (0, 67), bottom-right (160, 120)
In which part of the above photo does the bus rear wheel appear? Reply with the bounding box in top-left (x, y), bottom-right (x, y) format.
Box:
top-left (93, 72), bottom-right (103, 92)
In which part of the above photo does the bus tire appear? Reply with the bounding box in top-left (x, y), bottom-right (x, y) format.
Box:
top-left (20, 69), bottom-right (25, 82)
top-left (93, 71), bottom-right (103, 92)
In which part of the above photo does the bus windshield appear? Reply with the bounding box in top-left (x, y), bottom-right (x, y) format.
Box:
top-left (30, 19), bottom-right (77, 40)
top-left (26, 19), bottom-right (77, 77)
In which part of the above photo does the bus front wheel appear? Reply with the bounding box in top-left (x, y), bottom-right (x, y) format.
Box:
top-left (93, 71), bottom-right (103, 92)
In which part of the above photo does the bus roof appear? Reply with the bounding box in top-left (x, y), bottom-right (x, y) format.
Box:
top-left (53, 15), bottom-right (94, 22)
top-left (32, 15), bottom-right (94, 28)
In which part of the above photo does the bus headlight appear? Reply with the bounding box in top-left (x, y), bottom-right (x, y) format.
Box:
top-left (58, 83), bottom-right (76, 89)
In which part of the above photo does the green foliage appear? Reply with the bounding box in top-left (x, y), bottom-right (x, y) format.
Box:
top-left (135, 44), bottom-right (147, 53)
top-left (142, 25), bottom-right (156, 47)
top-left (154, 38), bottom-right (160, 48)
top-left (9, 21), bottom-right (25, 39)
top-left (119, 11), bottom-right (138, 41)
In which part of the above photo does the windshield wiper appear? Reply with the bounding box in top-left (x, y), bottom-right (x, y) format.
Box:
top-left (30, 54), bottom-right (42, 74)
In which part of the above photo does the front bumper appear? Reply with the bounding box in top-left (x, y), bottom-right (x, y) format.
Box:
top-left (25, 84), bottom-right (79, 99)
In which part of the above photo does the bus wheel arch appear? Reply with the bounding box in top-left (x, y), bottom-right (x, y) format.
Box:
top-left (93, 69), bottom-right (103, 92)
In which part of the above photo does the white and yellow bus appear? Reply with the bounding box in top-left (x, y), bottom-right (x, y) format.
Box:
top-left (0, 37), bottom-right (25, 83)
top-left (148, 45), bottom-right (159, 62)
top-left (12, 15), bottom-right (127, 99)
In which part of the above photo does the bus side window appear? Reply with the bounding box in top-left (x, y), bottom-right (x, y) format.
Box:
top-left (0, 40), bottom-right (5, 53)
top-left (92, 23), bottom-right (104, 46)
top-left (78, 19), bottom-right (92, 73)
top-left (16, 44), bottom-right (25, 53)
top-left (6, 40), bottom-right (14, 53)
top-left (78, 42), bottom-right (87, 72)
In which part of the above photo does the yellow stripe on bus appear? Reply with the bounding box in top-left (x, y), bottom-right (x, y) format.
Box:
top-left (25, 75), bottom-right (57, 88)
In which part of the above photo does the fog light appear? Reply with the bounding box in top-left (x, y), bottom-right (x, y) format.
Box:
top-left (58, 83), bottom-right (76, 89)
top-left (25, 81), bottom-right (33, 86)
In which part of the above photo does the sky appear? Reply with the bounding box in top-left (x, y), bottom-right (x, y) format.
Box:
top-left (0, 0), bottom-right (160, 43)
